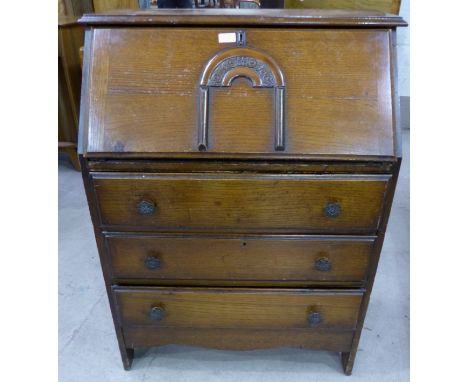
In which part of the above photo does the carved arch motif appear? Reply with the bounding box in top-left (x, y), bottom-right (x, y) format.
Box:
top-left (198, 47), bottom-right (286, 152)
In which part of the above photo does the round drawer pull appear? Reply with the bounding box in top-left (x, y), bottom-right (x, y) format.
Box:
top-left (308, 311), bottom-right (322, 327)
top-left (137, 200), bottom-right (156, 216)
top-left (324, 202), bottom-right (341, 218)
top-left (149, 306), bottom-right (165, 321)
top-left (144, 256), bottom-right (161, 270)
top-left (315, 257), bottom-right (332, 272)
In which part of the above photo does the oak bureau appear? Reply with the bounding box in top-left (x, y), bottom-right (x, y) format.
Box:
top-left (78, 9), bottom-right (407, 374)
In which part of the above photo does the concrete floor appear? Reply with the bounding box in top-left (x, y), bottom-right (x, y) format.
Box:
top-left (59, 130), bottom-right (409, 382)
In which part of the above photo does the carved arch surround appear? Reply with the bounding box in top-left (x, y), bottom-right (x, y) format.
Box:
top-left (198, 47), bottom-right (286, 152)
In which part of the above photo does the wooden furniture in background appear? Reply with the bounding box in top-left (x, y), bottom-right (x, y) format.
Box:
top-left (59, 1), bottom-right (141, 170)
top-left (93, 0), bottom-right (140, 12)
top-left (58, 16), bottom-right (84, 170)
top-left (78, 9), bottom-right (406, 374)
top-left (59, 0), bottom-right (140, 16)
top-left (59, 0), bottom-right (94, 16)
top-left (284, 0), bottom-right (401, 13)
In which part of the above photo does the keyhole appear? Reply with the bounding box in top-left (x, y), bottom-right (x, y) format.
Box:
top-left (237, 31), bottom-right (246, 47)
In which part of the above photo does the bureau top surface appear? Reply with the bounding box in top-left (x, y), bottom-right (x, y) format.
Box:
top-left (79, 9), bottom-right (407, 28)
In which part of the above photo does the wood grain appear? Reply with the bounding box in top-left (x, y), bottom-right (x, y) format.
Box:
top-left (60, 0), bottom-right (94, 16)
top-left (124, 327), bottom-right (355, 352)
top-left (284, 0), bottom-right (401, 15)
top-left (92, 173), bottom-right (390, 233)
top-left (106, 234), bottom-right (374, 283)
top-left (87, 159), bottom-right (395, 174)
top-left (58, 17), bottom-right (84, 171)
top-left (77, 9), bottom-right (407, 373)
top-left (78, 9), bottom-right (407, 27)
top-left (93, 0), bottom-right (140, 13)
top-left (81, 28), bottom-right (396, 159)
top-left (114, 287), bottom-right (363, 330)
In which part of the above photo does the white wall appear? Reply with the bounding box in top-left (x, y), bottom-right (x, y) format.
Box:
top-left (397, 0), bottom-right (410, 97)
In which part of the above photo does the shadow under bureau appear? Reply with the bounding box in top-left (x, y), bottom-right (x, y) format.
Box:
top-left (77, 9), bottom-right (406, 375)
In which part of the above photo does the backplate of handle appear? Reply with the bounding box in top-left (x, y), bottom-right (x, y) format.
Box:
top-left (308, 311), bottom-right (322, 327)
top-left (149, 306), bottom-right (165, 321)
top-left (314, 257), bottom-right (332, 272)
top-left (137, 200), bottom-right (156, 216)
top-left (144, 256), bottom-right (161, 270)
top-left (324, 202), bottom-right (341, 218)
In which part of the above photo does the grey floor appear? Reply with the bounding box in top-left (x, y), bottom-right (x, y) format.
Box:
top-left (59, 130), bottom-right (409, 382)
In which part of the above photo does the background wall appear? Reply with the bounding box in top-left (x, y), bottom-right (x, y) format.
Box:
top-left (397, 0), bottom-right (410, 128)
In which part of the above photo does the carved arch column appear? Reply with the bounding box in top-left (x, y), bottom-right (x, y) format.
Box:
top-left (198, 47), bottom-right (286, 152)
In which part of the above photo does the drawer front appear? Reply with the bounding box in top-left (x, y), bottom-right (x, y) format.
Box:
top-left (93, 173), bottom-right (389, 233)
top-left (82, 28), bottom-right (394, 158)
top-left (107, 234), bottom-right (374, 283)
top-left (114, 287), bottom-right (363, 330)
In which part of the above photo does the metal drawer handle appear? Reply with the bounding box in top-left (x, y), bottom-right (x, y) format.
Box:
top-left (144, 256), bottom-right (161, 270)
top-left (137, 200), bottom-right (156, 216)
top-left (308, 311), bottom-right (322, 327)
top-left (315, 257), bottom-right (332, 272)
top-left (149, 306), bottom-right (165, 321)
top-left (324, 202), bottom-right (341, 218)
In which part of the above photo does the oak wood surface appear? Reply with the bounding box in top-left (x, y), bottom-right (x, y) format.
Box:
top-left (93, 0), bottom-right (140, 13)
top-left (81, 27), bottom-right (396, 159)
top-left (92, 173), bottom-right (389, 233)
top-left (124, 327), bottom-right (355, 351)
top-left (87, 159), bottom-right (395, 173)
top-left (78, 9), bottom-right (407, 27)
top-left (59, 17), bottom-right (84, 171)
top-left (77, 9), bottom-right (406, 373)
top-left (341, 31), bottom-right (402, 374)
top-left (106, 234), bottom-right (374, 283)
top-left (114, 287), bottom-right (363, 330)
top-left (284, 0), bottom-right (401, 14)
top-left (79, 155), bottom-right (135, 369)
top-left (60, 0), bottom-right (94, 17)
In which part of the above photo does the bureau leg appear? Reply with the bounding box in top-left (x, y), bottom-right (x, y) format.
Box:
top-left (120, 347), bottom-right (134, 371)
top-left (341, 351), bottom-right (355, 376)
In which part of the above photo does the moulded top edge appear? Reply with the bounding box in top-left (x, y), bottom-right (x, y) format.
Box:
top-left (82, 152), bottom-right (399, 163)
top-left (78, 9), bottom-right (408, 28)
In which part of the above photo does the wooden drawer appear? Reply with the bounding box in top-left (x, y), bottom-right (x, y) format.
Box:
top-left (106, 234), bottom-right (374, 284)
top-left (114, 287), bottom-right (363, 330)
top-left (93, 173), bottom-right (389, 233)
